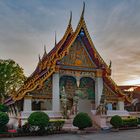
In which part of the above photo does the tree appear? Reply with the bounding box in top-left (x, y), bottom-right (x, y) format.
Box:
top-left (0, 59), bottom-right (26, 101)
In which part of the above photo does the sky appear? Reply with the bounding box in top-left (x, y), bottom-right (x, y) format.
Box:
top-left (0, 0), bottom-right (140, 85)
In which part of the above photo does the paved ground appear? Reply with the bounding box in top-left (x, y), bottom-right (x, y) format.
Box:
top-left (1, 129), bottom-right (140, 140)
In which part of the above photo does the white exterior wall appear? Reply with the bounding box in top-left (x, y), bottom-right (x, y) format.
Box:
top-left (23, 97), bottom-right (32, 111)
top-left (95, 77), bottom-right (103, 108)
top-left (52, 73), bottom-right (60, 112)
top-left (118, 101), bottom-right (124, 110)
top-left (46, 99), bottom-right (52, 110)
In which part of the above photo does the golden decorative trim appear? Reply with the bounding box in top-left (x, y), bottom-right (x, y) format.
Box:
top-left (24, 95), bottom-right (32, 99)
top-left (96, 69), bottom-right (103, 77)
top-left (13, 19), bottom-right (74, 101)
top-left (32, 94), bottom-right (52, 99)
top-left (118, 97), bottom-right (125, 102)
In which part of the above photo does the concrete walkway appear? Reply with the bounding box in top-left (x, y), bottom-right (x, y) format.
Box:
top-left (1, 129), bottom-right (140, 140)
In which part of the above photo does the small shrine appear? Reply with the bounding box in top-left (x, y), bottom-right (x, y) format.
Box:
top-left (5, 3), bottom-right (133, 128)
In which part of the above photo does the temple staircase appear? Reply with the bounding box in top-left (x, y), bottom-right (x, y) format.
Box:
top-left (63, 115), bottom-right (77, 130)
top-left (91, 110), bottom-right (133, 129)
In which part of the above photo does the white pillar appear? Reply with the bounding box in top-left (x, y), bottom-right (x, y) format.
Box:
top-left (95, 77), bottom-right (103, 108)
top-left (118, 101), bottom-right (124, 110)
top-left (23, 96), bottom-right (32, 111)
top-left (52, 73), bottom-right (60, 112)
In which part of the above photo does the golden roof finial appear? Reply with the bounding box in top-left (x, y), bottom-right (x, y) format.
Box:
top-left (68, 11), bottom-right (72, 26)
top-left (81, 1), bottom-right (85, 19)
top-left (109, 60), bottom-right (112, 69)
top-left (55, 31), bottom-right (57, 46)
top-left (38, 54), bottom-right (41, 62)
top-left (44, 45), bottom-right (47, 54)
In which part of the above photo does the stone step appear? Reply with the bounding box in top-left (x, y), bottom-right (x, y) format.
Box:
top-left (64, 120), bottom-right (73, 123)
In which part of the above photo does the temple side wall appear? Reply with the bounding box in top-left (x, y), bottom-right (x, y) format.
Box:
top-left (23, 97), bottom-right (32, 111)
top-left (118, 101), bottom-right (124, 110)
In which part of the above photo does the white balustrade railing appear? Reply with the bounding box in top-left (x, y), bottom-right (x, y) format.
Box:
top-left (91, 110), bottom-right (130, 117)
top-left (20, 110), bottom-right (63, 119)
top-left (107, 110), bottom-right (130, 116)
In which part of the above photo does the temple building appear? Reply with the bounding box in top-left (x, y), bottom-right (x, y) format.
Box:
top-left (5, 3), bottom-right (133, 127)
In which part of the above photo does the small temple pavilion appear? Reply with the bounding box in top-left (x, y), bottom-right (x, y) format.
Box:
top-left (5, 3), bottom-right (133, 128)
top-left (120, 86), bottom-right (140, 111)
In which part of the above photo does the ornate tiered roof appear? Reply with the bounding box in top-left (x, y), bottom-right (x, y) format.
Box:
top-left (11, 3), bottom-right (132, 103)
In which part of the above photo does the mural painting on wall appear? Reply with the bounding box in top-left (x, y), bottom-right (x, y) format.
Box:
top-left (30, 77), bottom-right (52, 111)
top-left (78, 77), bottom-right (95, 100)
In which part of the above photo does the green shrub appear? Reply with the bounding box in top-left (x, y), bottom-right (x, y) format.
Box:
top-left (0, 125), bottom-right (8, 133)
top-left (0, 112), bottom-right (9, 126)
top-left (47, 119), bottom-right (65, 133)
top-left (0, 104), bottom-right (9, 112)
top-left (0, 112), bottom-right (9, 133)
top-left (73, 112), bottom-right (92, 130)
top-left (21, 122), bottom-right (30, 133)
top-left (28, 112), bottom-right (49, 135)
top-left (28, 111), bottom-right (49, 127)
top-left (138, 118), bottom-right (140, 124)
top-left (110, 115), bottom-right (122, 128)
top-left (122, 117), bottom-right (138, 127)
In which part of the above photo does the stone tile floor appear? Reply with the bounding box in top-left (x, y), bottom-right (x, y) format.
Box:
top-left (1, 129), bottom-right (140, 140)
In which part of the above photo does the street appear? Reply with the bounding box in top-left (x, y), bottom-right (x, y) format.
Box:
top-left (1, 129), bottom-right (140, 140)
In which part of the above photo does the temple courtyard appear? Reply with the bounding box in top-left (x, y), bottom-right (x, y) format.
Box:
top-left (2, 129), bottom-right (140, 140)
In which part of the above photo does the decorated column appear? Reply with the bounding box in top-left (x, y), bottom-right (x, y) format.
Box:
top-left (52, 73), bottom-right (60, 112)
top-left (95, 70), bottom-right (103, 108)
top-left (23, 95), bottom-right (32, 111)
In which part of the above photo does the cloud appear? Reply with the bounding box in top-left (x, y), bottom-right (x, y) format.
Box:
top-left (92, 0), bottom-right (140, 85)
top-left (0, 0), bottom-right (139, 85)
top-left (0, 0), bottom-right (68, 75)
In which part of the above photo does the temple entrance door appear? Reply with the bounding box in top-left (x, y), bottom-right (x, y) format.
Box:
top-left (78, 99), bottom-right (92, 116)
top-left (77, 77), bottom-right (95, 116)
top-left (32, 101), bottom-right (41, 110)
top-left (59, 76), bottom-right (95, 118)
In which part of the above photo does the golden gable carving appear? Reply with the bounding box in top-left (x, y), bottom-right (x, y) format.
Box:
top-left (60, 39), bottom-right (96, 68)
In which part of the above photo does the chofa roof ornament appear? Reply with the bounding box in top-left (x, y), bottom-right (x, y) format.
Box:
top-left (81, 2), bottom-right (85, 19)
